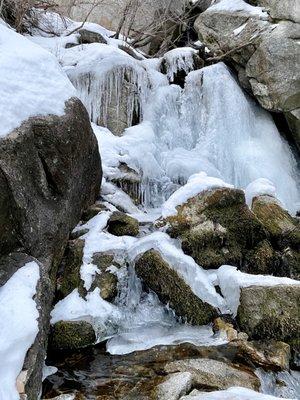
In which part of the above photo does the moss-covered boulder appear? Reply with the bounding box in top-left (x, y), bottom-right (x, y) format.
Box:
top-left (91, 252), bottom-right (119, 301)
top-left (107, 211), bottom-right (139, 237)
top-left (252, 195), bottom-right (300, 249)
top-left (237, 284), bottom-right (300, 342)
top-left (50, 320), bottom-right (96, 351)
top-left (135, 250), bottom-right (217, 325)
top-left (58, 239), bottom-right (85, 298)
top-left (166, 188), bottom-right (267, 271)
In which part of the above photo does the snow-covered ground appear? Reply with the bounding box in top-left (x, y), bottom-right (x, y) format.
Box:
top-left (0, 262), bottom-right (40, 400)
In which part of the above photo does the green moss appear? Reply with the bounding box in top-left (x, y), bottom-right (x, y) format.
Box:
top-left (135, 250), bottom-right (217, 325)
top-left (107, 211), bottom-right (139, 237)
top-left (50, 320), bottom-right (96, 350)
top-left (59, 239), bottom-right (85, 298)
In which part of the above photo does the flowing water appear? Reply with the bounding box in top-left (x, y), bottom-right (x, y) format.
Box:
top-left (44, 46), bottom-right (300, 398)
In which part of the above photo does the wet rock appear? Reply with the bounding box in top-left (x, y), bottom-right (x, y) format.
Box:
top-left (156, 372), bottom-right (192, 400)
top-left (164, 358), bottom-right (260, 391)
top-left (50, 320), bottom-right (96, 351)
top-left (107, 211), bottom-right (139, 237)
top-left (59, 239), bottom-right (85, 298)
top-left (212, 317), bottom-right (239, 342)
top-left (166, 188), bottom-right (267, 270)
top-left (237, 284), bottom-right (300, 342)
top-left (135, 250), bottom-right (217, 325)
top-left (231, 340), bottom-right (291, 371)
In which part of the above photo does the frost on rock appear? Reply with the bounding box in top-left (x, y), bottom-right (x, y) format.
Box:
top-left (0, 24), bottom-right (75, 137)
top-left (64, 44), bottom-right (150, 135)
top-left (161, 47), bottom-right (199, 82)
top-left (217, 265), bottom-right (300, 316)
top-left (0, 262), bottom-right (40, 400)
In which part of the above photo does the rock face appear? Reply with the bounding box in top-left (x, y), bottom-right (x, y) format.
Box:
top-left (166, 188), bottom-right (267, 271)
top-left (50, 320), bottom-right (96, 350)
top-left (164, 358), bottom-right (260, 391)
top-left (135, 250), bottom-right (216, 325)
top-left (194, 4), bottom-right (300, 150)
top-left (0, 98), bottom-right (101, 261)
top-left (0, 98), bottom-right (101, 399)
top-left (237, 284), bottom-right (300, 342)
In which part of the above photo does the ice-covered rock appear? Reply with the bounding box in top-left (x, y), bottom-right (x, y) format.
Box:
top-left (135, 250), bottom-right (217, 325)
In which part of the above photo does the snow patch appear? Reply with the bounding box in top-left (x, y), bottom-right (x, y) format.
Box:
top-left (0, 24), bottom-right (75, 137)
top-left (0, 262), bottom-right (40, 400)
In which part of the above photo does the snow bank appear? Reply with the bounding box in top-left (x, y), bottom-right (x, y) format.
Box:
top-left (162, 172), bottom-right (233, 218)
top-left (208, 0), bottom-right (269, 20)
top-left (0, 262), bottom-right (40, 400)
top-left (245, 178), bottom-right (277, 207)
top-left (0, 24), bottom-right (75, 137)
top-left (217, 265), bottom-right (300, 316)
top-left (51, 288), bottom-right (121, 327)
top-left (183, 387), bottom-right (293, 399)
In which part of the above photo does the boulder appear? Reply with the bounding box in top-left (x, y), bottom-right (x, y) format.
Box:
top-left (58, 238), bottom-right (85, 298)
top-left (0, 97), bottom-right (101, 400)
top-left (135, 250), bottom-right (216, 325)
top-left (249, 0), bottom-right (300, 23)
top-left (156, 372), bottom-right (192, 400)
top-left (78, 28), bottom-right (107, 44)
top-left (164, 358), bottom-right (260, 391)
top-left (50, 320), bottom-right (96, 350)
top-left (237, 284), bottom-right (300, 341)
top-left (166, 188), bottom-right (267, 270)
top-left (107, 211), bottom-right (139, 237)
top-left (232, 339), bottom-right (291, 371)
top-left (194, 6), bottom-right (300, 150)
top-left (0, 98), bottom-right (101, 262)
top-left (252, 195), bottom-right (300, 249)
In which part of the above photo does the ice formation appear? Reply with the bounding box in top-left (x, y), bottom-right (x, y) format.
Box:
top-left (162, 47), bottom-right (199, 82)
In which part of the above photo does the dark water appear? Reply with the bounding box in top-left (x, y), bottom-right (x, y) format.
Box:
top-left (42, 342), bottom-right (237, 399)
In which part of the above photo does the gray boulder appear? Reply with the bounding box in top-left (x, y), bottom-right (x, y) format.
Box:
top-left (164, 358), bottom-right (260, 391)
top-left (0, 98), bottom-right (101, 261)
top-left (237, 284), bottom-right (300, 341)
top-left (0, 98), bottom-right (101, 399)
top-left (194, 6), bottom-right (300, 150)
top-left (249, 0), bottom-right (300, 23)
top-left (135, 250), bottom-right (217, 325)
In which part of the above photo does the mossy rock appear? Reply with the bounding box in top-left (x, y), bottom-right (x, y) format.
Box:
top-left (237, 284), bottom-right (300, 342)
top-left (50, 320), bottom-right (96, 351)
top-left (107, 211), bottom-right (139, 237)
top-left (252, 195), bottom-right (300, 249)
top-left (58, 239), bottom-right (85, 298)
top-left (135, 250), bottom-right (217, 325)
top-left (244, 240), bottom-right (280, 275)
top-left (81, 203), bottom-right (108, 223)
top-left (91, 252), bottom-right (120, 301)
top-left (167, 188), bottom-right (267, 270)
